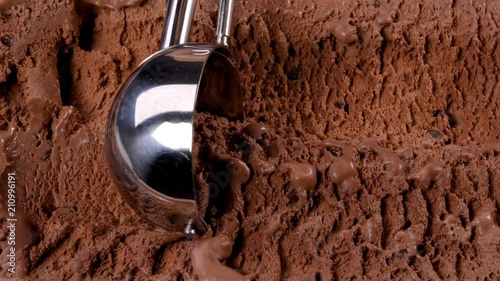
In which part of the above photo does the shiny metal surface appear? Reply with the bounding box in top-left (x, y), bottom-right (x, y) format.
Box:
top-left (160, 0), bottom-right (196, 49)
top-left (105, 0), bottom-right (242, 237)
top-left (216, 0), bottom-right (234, 46)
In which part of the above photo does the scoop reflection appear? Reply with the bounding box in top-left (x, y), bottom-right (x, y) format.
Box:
top-left (135, 84), bottom-right (197, 126)
top-left (152, 122), bottom-right (192, 150)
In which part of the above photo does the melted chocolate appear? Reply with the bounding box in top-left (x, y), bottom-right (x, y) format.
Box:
top-left (323, 139), bottom-right (360, 194)
top-left (0, 0), bottom-right (27, 12)
top-left (242, 123), bottom-right (268, 140)
top-left (472, 212), bottom-right (500, 237)
top-left (360, 141), bottom-right (405, 179)
top-left (248, 157), bottom-right (275, 175)
top-left (326, 19), bottom-right (358, 45)
top-left (81, 0), bottom-right (142, 9)
top-left (282, 162), bottom-right (317, 205)
top-left (191, 234), bottom-right (256, 281)
top-left (443, 215), bottom-right (470, 242)
top-left (408, 164), bottom-right (443, 188)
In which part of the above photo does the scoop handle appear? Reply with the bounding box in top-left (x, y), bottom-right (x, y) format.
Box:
top-left (216, 0), bottom-right (234, 46)
top-left (160, 0), bottom-right (196, 49)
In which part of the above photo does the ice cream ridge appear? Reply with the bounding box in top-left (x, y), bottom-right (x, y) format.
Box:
top-left (1, 0), bottom-right (500, 280)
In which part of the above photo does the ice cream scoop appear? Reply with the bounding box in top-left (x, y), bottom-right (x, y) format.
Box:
top-left (105, 0), bottom-right (242, 237)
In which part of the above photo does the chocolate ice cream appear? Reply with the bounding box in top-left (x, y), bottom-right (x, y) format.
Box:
top-left (1, 0), bottom-right (499, 280)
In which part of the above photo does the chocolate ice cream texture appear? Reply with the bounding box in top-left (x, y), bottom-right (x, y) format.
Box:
top-left (1, 0), bottom-right (500, 280)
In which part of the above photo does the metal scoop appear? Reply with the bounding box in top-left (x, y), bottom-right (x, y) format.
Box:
top-left (105, 0), bottom-right (242, 237)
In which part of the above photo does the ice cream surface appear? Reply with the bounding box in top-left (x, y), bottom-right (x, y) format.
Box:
top-left (1, 0), bottom-right (500, 280)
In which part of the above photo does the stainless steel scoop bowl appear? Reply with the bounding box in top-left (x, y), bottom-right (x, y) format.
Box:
top-left (105, 0), bottom-right (242, 237)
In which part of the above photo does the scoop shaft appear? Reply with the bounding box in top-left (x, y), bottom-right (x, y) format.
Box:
top-left (216, 0), bottom-right (234, 46)
top-left (161, 0), bottom-right (197, 49)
